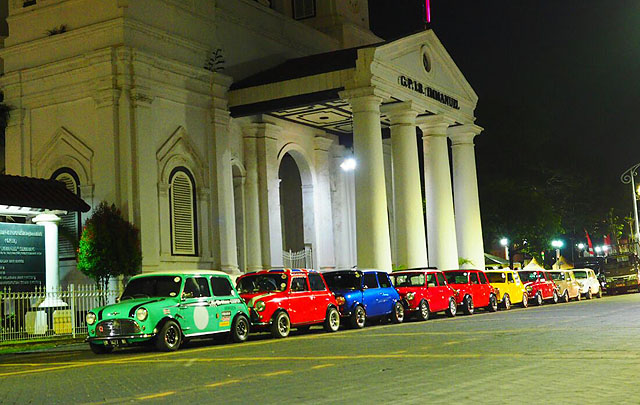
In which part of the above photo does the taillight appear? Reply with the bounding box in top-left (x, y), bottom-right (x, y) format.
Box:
top-left (336, 296), bottom-right (346, 306)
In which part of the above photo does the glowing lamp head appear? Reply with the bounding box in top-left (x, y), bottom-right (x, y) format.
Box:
top-left (499, 238), bottom-right (508, 247)
top-left (577, 243), bottom-right (585, 250)
top-left (595, 246), bottom-right (602, 254)
top-left (551, 240), bottom-right (564, 249)
top-left (340, 158), bottom-right (357, 172)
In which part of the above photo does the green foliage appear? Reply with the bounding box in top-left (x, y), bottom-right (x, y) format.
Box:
top-left (392, 264), bottom-right (408, 272)
top-left (77, 202), bottom-right (142, 290)
top-left (458, 257), bottom-right (474, 267)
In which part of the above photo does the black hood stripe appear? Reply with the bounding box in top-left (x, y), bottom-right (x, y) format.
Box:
top-left (128, 299), bottom-right (164, 317)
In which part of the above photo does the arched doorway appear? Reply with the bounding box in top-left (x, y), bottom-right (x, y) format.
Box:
top-left (232, 163), bottom-right (246, 272)
top-left (278, 150), bottom-right (316, 268)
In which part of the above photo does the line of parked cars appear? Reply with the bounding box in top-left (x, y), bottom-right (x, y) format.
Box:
top-left (84, 266), bottom-right (608, 354)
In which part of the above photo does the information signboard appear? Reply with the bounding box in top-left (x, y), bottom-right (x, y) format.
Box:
top-left (0, 223), bottom-right (46, 291)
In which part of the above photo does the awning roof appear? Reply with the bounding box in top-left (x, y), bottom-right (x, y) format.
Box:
top-left (0, 174), bottom-right (91, 213)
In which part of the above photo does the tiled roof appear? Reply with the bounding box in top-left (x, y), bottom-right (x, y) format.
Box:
top-left (0, 174), bottom-right (91, 212)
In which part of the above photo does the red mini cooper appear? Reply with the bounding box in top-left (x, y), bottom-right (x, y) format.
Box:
top-left (390, 269), bottom-right (457, 320)
top-left (236, 269), bottom-right (340, 338)
top-left (517, 270), bottom-right (559, 305)
top-left (443, 269), bottom-right (498, 315)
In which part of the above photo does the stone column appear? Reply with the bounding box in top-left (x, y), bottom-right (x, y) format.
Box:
top-left (211, 105), bottom-right (239, 274)
top-left (418, 115), bottom-right (458, 271)
top-left (449, 124), bottom-right (485, 269)
top-left (242, 127), bottom-right (263, 272)
top-left (313, 136), bottom-right (337, 270)
top-left (382, 102), bottom-right (428, 269)
top-left (34, 213), bottom-right (67, 307)
top-left (340, 88), bottom-right (392, 271)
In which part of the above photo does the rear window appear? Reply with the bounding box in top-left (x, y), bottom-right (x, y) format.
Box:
top-left (436, 272), bottom-right (446, 286)
top-left (211, 276), bottom-right (234, 296)
top-left (309, 273), bottom-right (326, 291)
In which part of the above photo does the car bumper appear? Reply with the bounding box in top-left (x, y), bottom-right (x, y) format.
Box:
top-left (86, 334), bottom-right (155, 344)
top-left (606, 279), bottom-right (638, 290)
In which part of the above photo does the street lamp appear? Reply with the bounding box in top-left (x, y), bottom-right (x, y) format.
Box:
top-left (620, 163), bottom-right (640, 253)
top-left (500, 238), bottom-right (509, 261)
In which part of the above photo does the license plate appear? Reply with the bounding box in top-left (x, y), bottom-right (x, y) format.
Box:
top-left (105, 340), bottom-right (126, 346)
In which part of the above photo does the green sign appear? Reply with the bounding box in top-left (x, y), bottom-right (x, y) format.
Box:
top-left (0, 223), bottom-right (45, 292)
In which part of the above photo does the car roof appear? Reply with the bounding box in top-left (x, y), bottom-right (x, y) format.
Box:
top-left (241, 268), bottom-right (315, 275)
top-left (392, 269), bottom-right (440, 274)
top-left (485, 269), bottom-right (515, 273)
top-left (131, 270), bottom-right (230, 278)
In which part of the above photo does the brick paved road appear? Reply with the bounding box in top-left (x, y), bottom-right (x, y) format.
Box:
top-left (2, 293), bottom-right (640, 404)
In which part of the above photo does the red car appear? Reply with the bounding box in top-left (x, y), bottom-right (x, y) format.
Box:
top-left (443, 269), bottom-right (498, 315)
top-left (236, 269), bottom-right (340, 338)
top-left (390, 269), bottom-right (457, 320)
top-left (517, 270), bottom-right (559, 305)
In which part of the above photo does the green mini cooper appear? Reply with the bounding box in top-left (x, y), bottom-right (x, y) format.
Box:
top-left (86, 270), bottom-right (250, 354)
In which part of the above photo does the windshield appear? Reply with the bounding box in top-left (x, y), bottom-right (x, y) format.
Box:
top-left (391, 272), bottom-right (428, 287)
top-left (549, 272), bottom-right (565, 281)
top-left (486, 272), bottom-right (506, 283)
top-left (237, 273), bottom-right (288, 293)
top-left (121, 276), bottom-right (182, 300)
top-left (445, 271), bottom-right (468, 284)
top-left (603, 255), bottom-right (637, 277)
top-left (573, 271), bottom-right (587, 279)
top-left (518, 271), bottom-right (539, 282)
top-left (323, 272), bottom-right (362, 290)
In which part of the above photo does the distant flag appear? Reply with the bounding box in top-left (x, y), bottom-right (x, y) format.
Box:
top-left (426, 0), bottom-right (431, 23)
top-left (604, 234), bottom-right (612, 247)
top-left (585, 229), bottom-right (594, 255)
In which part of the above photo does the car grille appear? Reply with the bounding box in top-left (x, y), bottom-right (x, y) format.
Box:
top-left (95, 319), bottom-right (140, 337)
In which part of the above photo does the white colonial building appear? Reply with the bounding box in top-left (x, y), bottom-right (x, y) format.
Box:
top-left (0, 0), bottom-right (485, 285)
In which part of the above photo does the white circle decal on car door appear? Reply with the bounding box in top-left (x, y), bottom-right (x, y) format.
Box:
top-left (194, 306), bottom-right (209, 330)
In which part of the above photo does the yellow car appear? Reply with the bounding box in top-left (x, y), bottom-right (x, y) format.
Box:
top-left (485, 269), bottom-right (529, 309)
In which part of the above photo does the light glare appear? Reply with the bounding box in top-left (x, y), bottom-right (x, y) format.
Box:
top-left (340, 158), bottom-right (356, 171)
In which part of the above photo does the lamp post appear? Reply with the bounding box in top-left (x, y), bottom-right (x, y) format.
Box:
top-left (551, 240), bottom-right (563, 267)
top-left (620, 163), bottom-right (640, 253)
top-left (577, 243), bottom-right (585, 258)
top-left (500, 238), bottom-right (509, 261)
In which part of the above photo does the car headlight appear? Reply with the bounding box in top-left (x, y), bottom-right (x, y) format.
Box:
top-left (136, 307), bottom-right (148, 322)
top-left (86, 312), bottom-right (96, 325)
top-left (525, 286), bottom-right (532, 291)
top-left (406, 292), bottom-right (415, 301)
top-left (255, 300), bottom-right (266, 312)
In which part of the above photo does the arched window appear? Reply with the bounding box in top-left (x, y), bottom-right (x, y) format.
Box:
top-left (51, 168), bottom-right (81, 260)
top-left (169, 167), bottom-right (198, 256)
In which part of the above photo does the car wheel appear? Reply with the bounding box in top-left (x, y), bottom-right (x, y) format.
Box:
top-left (535, 292), bottom-right (543, 306)
top-left (350, 305), bottom-right (366, 329)
top-left (445, 298), bottom-right (457, 317)
top-left (552, 290), bottom-right (559, 304)
top-left (416, 300), bottom-right (430, 321)
top-left (323, 307), bottom-right (340, 333)
top-left (597, 288), bottom-right (603, 298)
top-left (89, 342), bottom-right (113, 355)
top-left (562, 290), bottom-right (570, 303)
top-left (390, 301), bottom-right (404, 324)
top-left (463, 296), bottom-right (474, 315)
top-left (521, 293), bottom-right (529, 308)
top-left (586, 289), bottom-right (592, 300)
top-left (155, 320), bottom-right (182, 352)
top-left (271, 311), bottom-right (291, 338)
top-left (503, 294), bottom-right (511, 310)
top-left (488, 294), bottom-right (498, 312)
top-left (231, 314), bottom-right (250, 343)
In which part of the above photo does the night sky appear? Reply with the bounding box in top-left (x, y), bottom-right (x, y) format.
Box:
top-left (370, 0), bottom-right (640, 215)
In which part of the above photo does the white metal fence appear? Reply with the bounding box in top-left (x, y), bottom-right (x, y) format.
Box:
top-left (0, 285), bottom-right (120, 343)
top-left (283, 246), bottom-right (313, 269)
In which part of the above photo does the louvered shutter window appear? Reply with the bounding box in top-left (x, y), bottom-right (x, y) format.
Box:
top-left (170, 169), bottom-right (197, 255)
top-left (54, 172), bottom-right (79, 260)
top-left (292, 0), bottom-right (315, 19)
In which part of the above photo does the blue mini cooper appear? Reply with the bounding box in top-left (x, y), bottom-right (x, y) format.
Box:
top-left (323, 269), bottom-right (404, 328)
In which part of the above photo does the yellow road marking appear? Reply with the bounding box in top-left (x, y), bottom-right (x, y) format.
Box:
top-left (311, 363), bottom-right (335, 369)
top-left (261, 370), bottom-right (293, 377)
top-left (136, 391), bottom-right (176, 400)
top-left (390, 350), bottom-right (407, 354)
top-left (206, 379), bottom-right (242, 388)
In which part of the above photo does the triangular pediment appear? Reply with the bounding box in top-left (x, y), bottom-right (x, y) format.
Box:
top-left (372, 30), bottom-right (478, 110)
